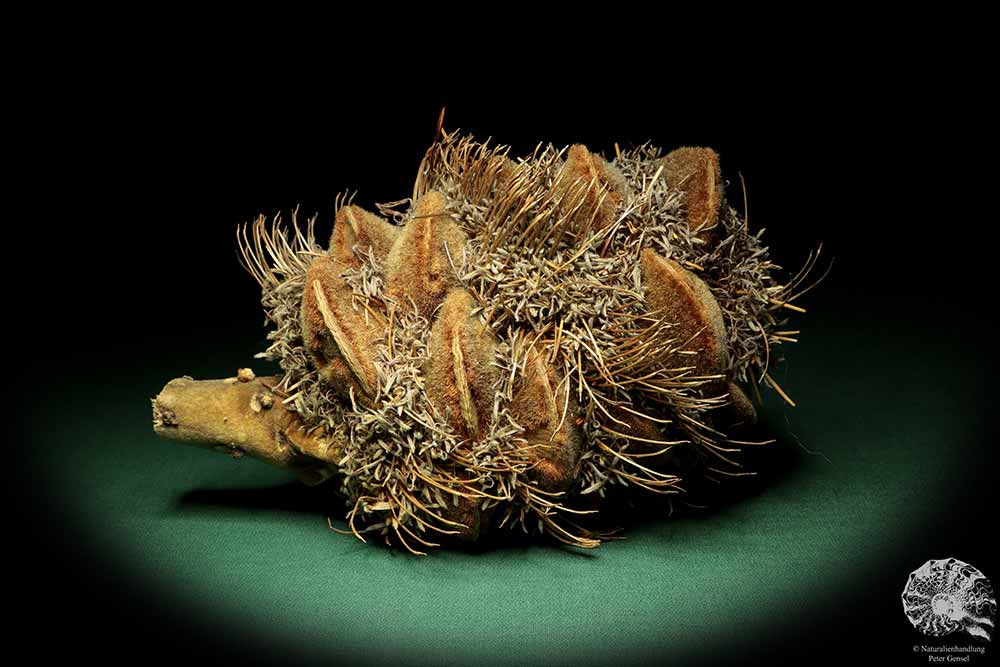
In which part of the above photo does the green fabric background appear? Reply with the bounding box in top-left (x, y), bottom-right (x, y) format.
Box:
top-left (33, 304), bottom-right (987, 664)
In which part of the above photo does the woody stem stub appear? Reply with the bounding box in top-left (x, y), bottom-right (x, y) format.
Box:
top-left (151, 373), bottom-right (344, 485)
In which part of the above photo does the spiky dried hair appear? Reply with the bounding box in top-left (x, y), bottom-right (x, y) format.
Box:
top-left (237, 130), bottom-right (818, 553)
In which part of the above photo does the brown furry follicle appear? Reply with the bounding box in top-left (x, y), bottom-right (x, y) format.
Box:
top-left (641, 249), bottom-right (729, 380)
top-left (329, 204), bottom-right (399, 269)
top-left (723, 381), bottom-right (757, 426)
top-left (641, 250), bottom-right (760, 427)
top-left (557, 144), bottom-right (628, 230)
top-left (384, 190), bottom-right (468, 319)
top-left (659, 147), bottom-right (722, 235)
top-left (423, 288), bottom-right (499, 440)
top-left (420, 288), bottom-right (502, 542)
top-left (300, 255), bottom-right (381, 401)
top-left (509, 345), bottom-right (583, 491)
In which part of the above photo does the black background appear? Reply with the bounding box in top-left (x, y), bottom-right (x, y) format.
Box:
top-left (14, 37), bottom-right (996, 666)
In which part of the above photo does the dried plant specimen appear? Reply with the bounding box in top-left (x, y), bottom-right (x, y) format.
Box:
top-left (152, 126), bottom-right (822, 553)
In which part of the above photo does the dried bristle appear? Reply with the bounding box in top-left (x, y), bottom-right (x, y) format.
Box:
top-left (329, 205), bottom-right (399, 269)
top-left (385, 190), bottom-right (468, 320)
top-left (641, 249), bottom-right (729, 379)
top-left (300, 256), bottom-right (379, 401)
top-left (612, 410), bottom-right (700, 476)
top-left (424, 288), bottom-right (499, 440)
top-left (659, 147), bottom-right (722, 234)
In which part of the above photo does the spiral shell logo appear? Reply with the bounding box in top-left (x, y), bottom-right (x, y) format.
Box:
top-left (902, 558), bottom-right (996, 641)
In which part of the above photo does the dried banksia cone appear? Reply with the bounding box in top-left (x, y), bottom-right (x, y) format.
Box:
top-left (151, 127), bottom-right (820, 553)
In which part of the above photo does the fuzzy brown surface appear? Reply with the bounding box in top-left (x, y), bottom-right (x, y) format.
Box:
top-left (640, 249), bottom-right (729, 380)
top-left (659, 146), bottom-right (722, 234)
top-left (329, 205), bottom-right (399, 269)
top-left (424, 288), bottom-right (500, 440)
top-left (385, 190), bottom-right (468, 320)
